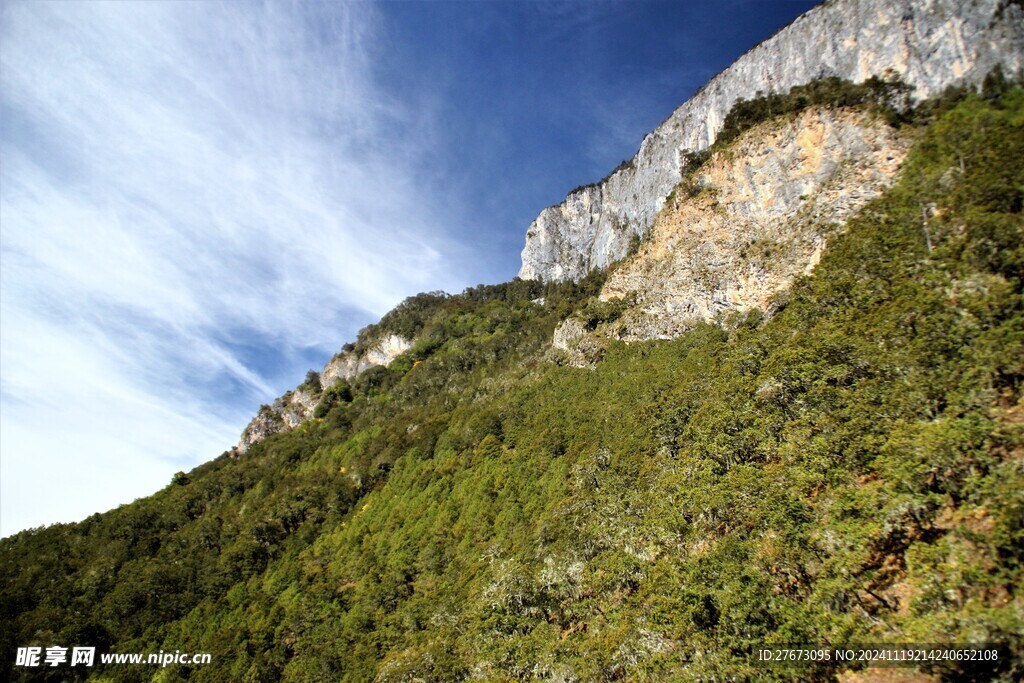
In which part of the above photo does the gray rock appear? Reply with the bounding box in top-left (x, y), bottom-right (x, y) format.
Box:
top-left (233, 333), bottom-right (412, 455)
top-left (519, 0), bottom-right (1024, 283)
top-left (321, 334), bottom-right (413, 388)
top-left (601, 107), bottom-right (910, 341)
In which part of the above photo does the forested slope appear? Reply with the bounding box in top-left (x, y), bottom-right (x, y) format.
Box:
top-left (2, 85), bottom-right (1022, 682)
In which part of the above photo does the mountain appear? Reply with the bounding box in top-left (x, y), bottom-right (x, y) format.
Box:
top-left (2, 1), bottom-right (1023, 681)
top-left (519, 0), bottom-right (1024, 282)
top-left (239, 0), bottom-right (1024, 465)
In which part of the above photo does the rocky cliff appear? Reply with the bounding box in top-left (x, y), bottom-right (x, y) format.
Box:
top-left (320, 334), bottom-right (413, 388)
top-left (604, 106), bottom-right (911, 339)
top-left (234, 333), bottom-right (412, 454)
top-left (519, 0), bottom-right (1024, 282)
top-left (552, 106), bottom-right (912, 364)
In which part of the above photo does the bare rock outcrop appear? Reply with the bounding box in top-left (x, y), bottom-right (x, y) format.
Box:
top-left (233, 333), bottom-right (412, 455)
top-left (552, 106), bottom-right (911, 358)
top-left (602, 107), bottom-right (911, 340)
top-left (321, 334), bottom-right (413, 387)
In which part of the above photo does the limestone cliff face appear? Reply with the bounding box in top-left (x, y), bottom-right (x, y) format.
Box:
top-left (519, 0), bottom-right (1024, 283)
top-left (320, 334), bottom-right (413, 388)
top-left (552, 107), bottom-right (910, 364)
top-left (235, 389), bottom-right (317, 455)
top-left (234, 334), bottom-right (412, 455)
top-left (608, 106), bottom-right (910, 338)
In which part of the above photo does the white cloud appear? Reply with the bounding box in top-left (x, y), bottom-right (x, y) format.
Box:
top-left (0, 1), bottom-right (466, 535)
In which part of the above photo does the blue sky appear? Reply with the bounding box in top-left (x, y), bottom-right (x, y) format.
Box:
top-left (0, 0), bottom-right (817, 536)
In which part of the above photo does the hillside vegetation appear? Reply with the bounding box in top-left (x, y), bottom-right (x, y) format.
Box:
top-left (2, 83), bottom-right (1022, 682)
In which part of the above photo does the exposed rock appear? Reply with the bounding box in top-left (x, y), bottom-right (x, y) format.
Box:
top-left (279, 388), bottom-right (319, 429)
top-left (233, 333), bottom-right (412, 455)
top-left (321, 334), bottom-right (413, 387)
top-left (551, 318), bottom-right (606, 369)
top-left (234, 387), bottom-right (319, 455)
top-left (519, 0), bottom-right (1024, 283)
top-left (599, 107), bottom-right (910, 341)
top-left (235, 404), bottom-right (283, 455)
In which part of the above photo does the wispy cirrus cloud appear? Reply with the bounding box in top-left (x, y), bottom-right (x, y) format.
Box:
top-left (0, 0), bottom-right (466, 535)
